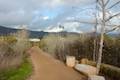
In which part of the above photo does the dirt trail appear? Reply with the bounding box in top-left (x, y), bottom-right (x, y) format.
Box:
top-left (28, 46), bottom-right (87, 80)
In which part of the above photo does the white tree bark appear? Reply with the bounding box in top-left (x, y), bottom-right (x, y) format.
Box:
top-left (96, 0), bottom-right (106, 74)
top-left (96, 0), bottom-right (120, 74)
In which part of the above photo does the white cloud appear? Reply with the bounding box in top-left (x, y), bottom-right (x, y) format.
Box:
top-left (36, 29), bottom-right (42, 31)
top-left (62, 22), bottom-right (83, 33)
top-left (0, 0), bottom-right (119, 33)
top-left (43, 16), bottom-right (49, 20)
top-left (0, 0), bottom-right (95, 28)
top-left (44, 22), bottom-right (83, 33)
top-left (13, 25), bottom-right (28, 29)
top-left (0, 10), bottom-right (32, 25)
top-left (66, 17), bottom-right (75, 21)
top-left (44, 25), bottom-right (64, 32)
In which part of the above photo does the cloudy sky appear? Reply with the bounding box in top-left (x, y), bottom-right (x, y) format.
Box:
top-left (0, 0), bottom-right (120, 32)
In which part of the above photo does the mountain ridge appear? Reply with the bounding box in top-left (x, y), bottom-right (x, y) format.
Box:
top-left (0, 26), bottom-right (48, 38)
top-left (0, 26), bottom-right (80, 38)
top-left (0, 26), bottom-right (119, 38)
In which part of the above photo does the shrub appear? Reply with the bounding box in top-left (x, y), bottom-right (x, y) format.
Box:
top-left (40, 34), bottom-right (89, 61)
top-left (0, 40), bottom-right (20, 69)
top-left (84, 60), bottom-right (120, 80)
top-left (0, 29), bottom-right (30, 70)
top-left (40, 34), bottom-right (120, 67)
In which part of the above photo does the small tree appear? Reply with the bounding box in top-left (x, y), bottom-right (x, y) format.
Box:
top-left (96, 0), bottom-right (120, 74)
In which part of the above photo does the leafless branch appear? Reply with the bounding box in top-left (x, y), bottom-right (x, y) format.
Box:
top-left (97, 0), bottom-right (102, 6)
top-left (105, 12), bottom-right (120, 22)
top-left (108, 1), bottom-right (120, 9)
top-left (70, 19), bottom-right (119, 27)
top-left (105, 25), bottom-right (120, 33)
top-left (105, 0), bottom-right (110, 7)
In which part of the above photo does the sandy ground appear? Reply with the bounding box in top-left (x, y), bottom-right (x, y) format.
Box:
top-left (28, 46), bottom-right (87, 80)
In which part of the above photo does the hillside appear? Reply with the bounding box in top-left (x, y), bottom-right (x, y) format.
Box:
top-left (0, 26), bottom-right (48, 38)
top-left (0, 26), bottom-right (118, 38)
top-left (0, 26), bottom-right (81, 38)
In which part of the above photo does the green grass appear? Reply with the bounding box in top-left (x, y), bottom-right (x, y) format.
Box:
top-left (0, 59), bottom-right (32, 80)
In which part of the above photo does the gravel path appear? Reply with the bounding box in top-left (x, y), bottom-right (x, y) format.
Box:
top-left (28, 46), bottom-right (87, 80)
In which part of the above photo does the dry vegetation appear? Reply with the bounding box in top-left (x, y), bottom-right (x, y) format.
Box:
top-left (0, 29), bottom-right (32, 80)
top-left (41, 34), bottom-right (120, 67)
top-left (40, 34), bottom-right (83, 61)
top-left (39, 33), bottom-right (120, 80)
top-left (0, 29), bottom-right (30, 70)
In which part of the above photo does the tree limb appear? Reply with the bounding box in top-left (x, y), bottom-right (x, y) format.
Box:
top-left (108, 1), bottom-right (120, 9)
top-left (70, 19), bottom-right (119, 27)
top-left (105, 25), bottom-right (120, 33)
top-left (105, 12), bottom-right (120, 22)
top-left (105, 0), bottom-right (110, 7)
top-left (97, 0), bottom-right (103, 7)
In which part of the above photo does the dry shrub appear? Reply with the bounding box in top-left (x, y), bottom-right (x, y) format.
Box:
top-left (12, 29), bottom-right (30, 56)
top-left (40, 34), bottom-right (82, 61)
top-left (0, 40), bottom-right (21, 69)
top-left (0, 29), bottom-right (30, 70)
top-left (80, 58), bottom-right (89, 64)
top-left (41, 34), bottom-right (120, 67)
top-left (40, 34), bottom-right (59, 56)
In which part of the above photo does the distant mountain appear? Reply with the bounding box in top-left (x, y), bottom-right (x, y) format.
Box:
top-left (1, 26), bottom-right (118, 39)
top-left (108, 33), bottom-right (120, 38)
top-left (0, 26), bottom-right (18, 35)
top-left (0, 26), bottom-right (81, 38)
top-left (0, 26), bottom-right (48, 38)
top-left (29, 31), bottom-right (48, 38)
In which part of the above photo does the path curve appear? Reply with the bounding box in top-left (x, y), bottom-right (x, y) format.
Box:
top-left (28, 46), bottom-right (87, 80)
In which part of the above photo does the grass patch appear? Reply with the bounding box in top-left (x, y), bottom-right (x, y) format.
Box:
top-left (0, 59), bottom-right (32, 80)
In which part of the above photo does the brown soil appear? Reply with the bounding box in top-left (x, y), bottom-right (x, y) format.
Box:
top-left (28, 46), bottom-right (87, 80)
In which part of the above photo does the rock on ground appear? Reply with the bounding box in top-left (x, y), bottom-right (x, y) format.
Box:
top-left (88, 75), bottom-right (105, 80)
top-left (74, 64), bottom-right (97, 76)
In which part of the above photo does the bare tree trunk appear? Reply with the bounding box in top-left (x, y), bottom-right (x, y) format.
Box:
top-left (96, 0), bottom-right (106, 74)
top-left (93, 27), bottom-right (98, 61)
top-left (93, 16), bottom-right (98, 61)
top-left (93, 39), bottom-right (96, 61)
top-left (96, 31), bottom-right (104, 74)
top-left (93, 0), bottom-right (99, 62)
